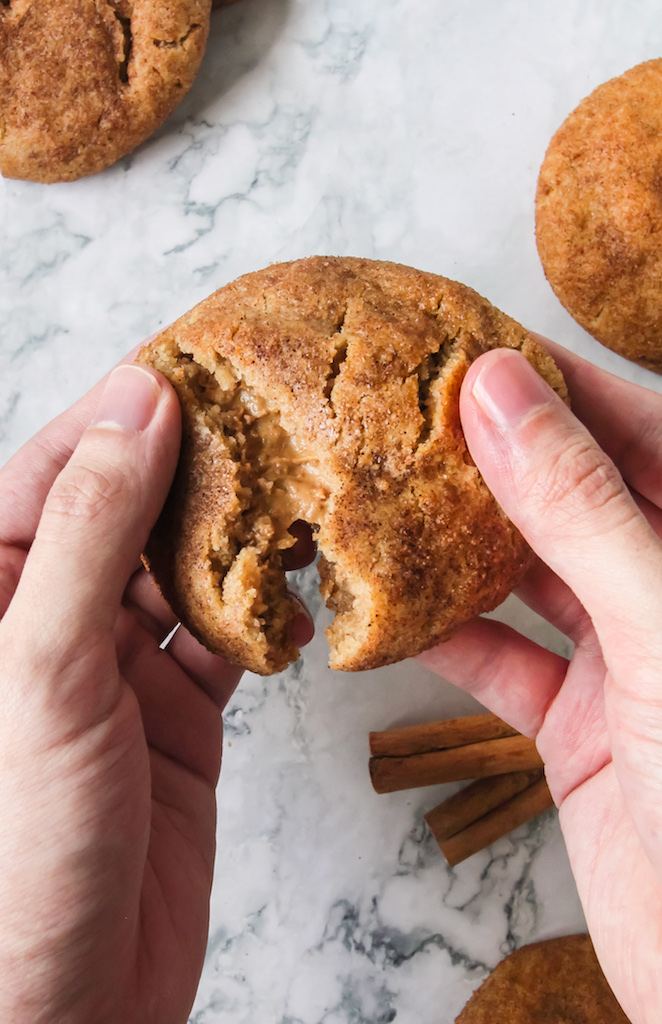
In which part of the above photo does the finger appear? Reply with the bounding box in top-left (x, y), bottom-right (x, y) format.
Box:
top-left (165, 625), bottom-right (244, 710)
top-left (288, 588), bottom-right (315, 648)
top-left (123, 567), bottom-right (179, 643)
top-left (530, 334), bottom-right (662, 507)
top-left (281, 520), bottom-right (317, 571)
top-left (418, 618), bottom-right (612, 805)
top-left (631, 487), bottom-right (662, 540)
top-left (461, 348), bottom-right (662, 649)
top-left (1, 365), bottom-right (181, 718)
top-left (0, 344), bottom-right (151, 551)
top-left (159, 587), bottom-right (314, 699)
top-left (461, 347), bottom-right (662, 873)
top-left (0, 546), bottom-right (27, 619)
top-left (514, 555), bottom-right (593, 644)
top-left (113, 608), bottom-right (224, 782)
top-left (418, 617), bottom-right (568, 737)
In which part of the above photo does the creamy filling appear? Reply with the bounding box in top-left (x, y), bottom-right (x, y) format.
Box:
top-left (248, 411), bottom-right (328, 538)
top-left (185, 356), bottom-right (329, 555)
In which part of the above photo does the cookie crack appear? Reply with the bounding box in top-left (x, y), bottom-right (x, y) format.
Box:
top-left (324, 311), bottom-right (349, 411)
top-left (117, 14), bottom-right (132, 83)
top-left (152, 23), bottom-right (201, 49)
top-left (415, 333), bottom-right (458, 448)
top-left (104, 1), bottom-right (132, 83)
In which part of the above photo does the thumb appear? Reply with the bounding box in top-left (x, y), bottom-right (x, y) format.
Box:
top-left (460, 347), bottom-right (662, 648)
top-left (461, 347), bottom-right (662, 875)
top-left (3, 364), bottom-right (181, 671)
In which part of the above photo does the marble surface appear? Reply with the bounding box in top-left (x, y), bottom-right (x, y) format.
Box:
top-left (2, 2), bottom-right (662, 1021)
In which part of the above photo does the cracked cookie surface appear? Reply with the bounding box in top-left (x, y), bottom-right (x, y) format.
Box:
top-left (0, 0), bottom-right (211, 182)
top-left (138, 256), bottom-right (567, 675)
top-left (536, 59), bottom-right (662, 371)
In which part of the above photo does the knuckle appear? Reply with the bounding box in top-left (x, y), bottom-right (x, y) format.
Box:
top-left (526, 435), bottom-right (633, 533)
top-left (45, 461), bottom-right (128, 525)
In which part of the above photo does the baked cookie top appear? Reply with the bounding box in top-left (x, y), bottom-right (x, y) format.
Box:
top-left (455, 934), bottom-right (628, 1023)
top-left (0, 0), bottom-right (211, 183)
top-left (536, 59), bottom-right (662, 371)
top-left (139, 257), bottom-right (566, 675)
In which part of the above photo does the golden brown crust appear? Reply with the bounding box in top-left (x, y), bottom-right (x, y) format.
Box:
top-left (455, 934), bottom-right (629, 1023)
top-left (138, 256), bottom-right (567, 676)
top-left (536, 59), bottom-right (662, 372)
top-left (0, 0), bottom-right (211, 183)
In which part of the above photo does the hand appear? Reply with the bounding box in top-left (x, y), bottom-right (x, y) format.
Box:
top-left (0, 359), bottom-right (312, 1024)
top-left (418, 340), bottom-right (662, 1024)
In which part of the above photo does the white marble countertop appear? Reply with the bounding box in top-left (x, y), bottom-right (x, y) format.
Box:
top-left (2, 2), bottom-right (661, 1021)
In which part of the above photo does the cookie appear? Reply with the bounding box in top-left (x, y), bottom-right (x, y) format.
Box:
top-left (138, 256), bottom-right (567, 676)
top-left (455, 934), bottom-right (629, 1023)
top-left (536, 59), bottom-right (662, 371)
top-left (0, 0), bottom-right (211, 183)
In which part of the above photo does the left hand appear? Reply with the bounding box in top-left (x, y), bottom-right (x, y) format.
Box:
top-left (0, 356), bottom-right (312, 1024)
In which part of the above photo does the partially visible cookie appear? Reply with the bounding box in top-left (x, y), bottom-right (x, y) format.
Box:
top-left (138, 256), bottom-right (567, 676)
top-left (0, 0), bottom-right (211, 183)
top-left (456, 935), bottom-right (629, 1023)
top-left (536, 59), bottom-right (662, 372)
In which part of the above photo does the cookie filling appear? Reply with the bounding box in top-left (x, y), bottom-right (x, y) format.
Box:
top-left (156, 345), bottom-right (332, 667)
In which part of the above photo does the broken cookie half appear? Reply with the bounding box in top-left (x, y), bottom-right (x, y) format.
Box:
top-left (138, 256), bottom-right (567, 675)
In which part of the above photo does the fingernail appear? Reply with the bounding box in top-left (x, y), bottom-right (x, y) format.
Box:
top-left (471, 351), bottom-right (555, 430)
top-left (287, 588), bottom-right (315, 647)
top-left (91, 365), bottom-right (161, 432)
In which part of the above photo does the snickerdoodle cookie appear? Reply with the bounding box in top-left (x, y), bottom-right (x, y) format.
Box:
top-left (455, 935), bottom-right (629, 1023)
top-left (138, 257), bottom-right (567, 675)
top-left (536, 59), bottom-right (662, 371)
top-left (0, 0), bottom-right (211, 183)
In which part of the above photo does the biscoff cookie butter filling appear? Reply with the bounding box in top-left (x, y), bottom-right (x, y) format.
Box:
top-left (149, 342), bottom-right (334, 668)
top-left (139, 257), bottom-right (567, 675)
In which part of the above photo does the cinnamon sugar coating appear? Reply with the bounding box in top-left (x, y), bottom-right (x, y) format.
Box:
top-left (536, 59), bottom-right (662, 371)
top-left (139, 257), bottom-right (567, 675)
top-left (456, 935), bottom-right (629, 1023)
top-left (0, 0), bottom-right (211, 182)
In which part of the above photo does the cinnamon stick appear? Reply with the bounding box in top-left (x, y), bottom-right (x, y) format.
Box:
top-left (437, 777), bottom-right (554, 867)
top-left (369, 734), bottom-right (542, 794)
top-left (424, 770), bottom-right (543, 844)
top-left (369, 712), bottom-right (517, 759)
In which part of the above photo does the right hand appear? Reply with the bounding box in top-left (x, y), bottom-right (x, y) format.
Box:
top-left (419, 340), bottom-right (662, 1024)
